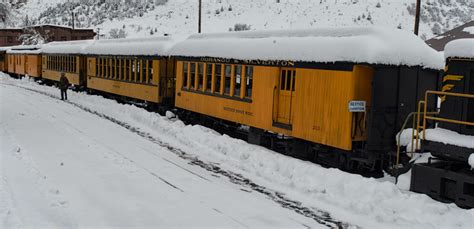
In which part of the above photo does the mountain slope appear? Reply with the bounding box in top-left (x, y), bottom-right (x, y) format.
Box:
top-left (7, 0), bottom-right (474, 40)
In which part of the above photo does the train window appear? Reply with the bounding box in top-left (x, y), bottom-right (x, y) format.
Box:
top-left (142, 60), bottom-right (147, 83)
top-left (245, 66), bottom-right (253, 98)
top-left (117, 59), bottom-right (121, 80)
top-left (198, 63), bottom-right (204, 90)
top-left (102, 58), bottom-right (105, 77)
top-left (280, 70), bottom-right (286, 90)
top-left (120, 59), bottom-right (124, 80)
top-left (126, 59), bottom-right (130, 81)
top-left (224, 64), bottom-right (231, 95)
top-left (206, 63), bottom-right (212, 92)
top-left (148, 60), bottom-right (153, 84)
top-left (214, 64), bottom-right (221, 93)
top-left (117, 58), bottom-right (120, 80)
top-left (110, 58), bottom-right (113, 79)
top-left (190, 63), bottom-right (196, 89)
top-left (107, 58), bottom-right (111, 78)
top-left (114, 58), bottom-right (117, 79)
top-left (137, 60), bottom-right (141, 82)
top-left (292, 70), bottom-right (296, 91)
top-left (115, 58), bottom-right (119, 79)
top-left (96, 58), bottom-right (99, 76)
top-left (104, 58), bottom-right (108, 78)
top-left (286, 70), bottom-right (292, 91)
top-left (111, 58), bottom-right (115, 79)
top-left (234, 65), bottom-right (242, 97)
top-left (100, 58), bottom-right (103, 77)
top-left (103, 58), bottom-right (106, 77)
top-left (132, 60), bottom-right (136, 81)
top-left (182, 62), bottom-right (188, 88)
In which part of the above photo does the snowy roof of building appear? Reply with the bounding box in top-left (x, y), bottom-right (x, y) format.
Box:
top-left (6, 45), bottom-right (43, 54)
top-left (170, 27), bottom-right (444, 69)
top-left (444, 39), bottom-right (474, 59)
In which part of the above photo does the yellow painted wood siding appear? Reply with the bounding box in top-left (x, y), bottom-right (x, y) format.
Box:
top-left (175, 61), bottom-right (374, 151)
top-left (25, 54), bottom-right (42, 78)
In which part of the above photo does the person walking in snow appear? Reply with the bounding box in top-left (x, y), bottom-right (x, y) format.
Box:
top-left (59, 72), bottom-right (69, 101)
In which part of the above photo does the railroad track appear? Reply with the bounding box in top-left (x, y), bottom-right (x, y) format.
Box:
top-left (1, 81), bottom-right (355, 229)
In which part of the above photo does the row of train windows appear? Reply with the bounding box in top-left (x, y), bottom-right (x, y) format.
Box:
top-left (95, 58), bottom-right (154, 84)
top-left (46, 56), bottom-right (77, 73)
top-left (182, 62), bottom-right (253, 99)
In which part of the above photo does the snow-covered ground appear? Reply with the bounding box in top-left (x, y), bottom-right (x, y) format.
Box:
top-left (1, 73), bottom-right (473, 228)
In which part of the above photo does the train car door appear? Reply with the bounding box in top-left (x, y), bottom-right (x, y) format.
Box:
top-left (274, 68), bottom-right (296, 126)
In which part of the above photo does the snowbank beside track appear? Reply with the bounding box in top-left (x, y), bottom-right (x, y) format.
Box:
top-left (1, 73), bottom-right (472, 228)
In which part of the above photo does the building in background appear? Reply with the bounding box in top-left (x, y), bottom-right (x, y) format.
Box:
top-left (0, 25), bottom-right (96, 47)
top-left (425, 20), bottom-right (474, 51)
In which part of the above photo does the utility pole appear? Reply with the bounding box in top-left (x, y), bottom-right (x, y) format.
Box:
top-left (198, 0), bottom-right (202, 33)
top-left (72, 11), bottom-right (75, 30)
top-left (414, 0), bottom-right (421, 35)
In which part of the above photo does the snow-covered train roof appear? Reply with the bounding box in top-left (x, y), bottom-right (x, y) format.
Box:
top-left (6, 45), bottom-right (42, 54)
top-left (82, 36), bottom-right (176, 56)
top-left (170, 27), bottom-right (444, 69)
top-left (42, 36), bottom-right (177, 56)
top-left (0, 46), bottom-right (13, 52)
top-left (41, 40), bottom-right (95, 54)
top-left (444, 39), bottom-right (474, 59)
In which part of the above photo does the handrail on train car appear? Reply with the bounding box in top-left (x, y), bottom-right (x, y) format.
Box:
top-left (395, 110), bottom-right (438, 167)
top-left (413, 90), bottom-right (474, 160)
top-left (396, 90), bottom-right (474, 168)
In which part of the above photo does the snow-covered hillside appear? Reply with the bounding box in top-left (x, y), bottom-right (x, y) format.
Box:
top-left (6, 0), bottom-right (474, 40)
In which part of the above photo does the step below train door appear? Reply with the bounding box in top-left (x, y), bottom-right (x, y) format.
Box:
top-left (273, 68), bottom-right (296, 129)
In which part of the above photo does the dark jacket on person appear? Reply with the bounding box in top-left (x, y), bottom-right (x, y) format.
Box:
top-left (59, 75), bottom-right (69, 90)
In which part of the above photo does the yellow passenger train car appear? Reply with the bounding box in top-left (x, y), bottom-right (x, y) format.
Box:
top-left (174, 60), bottom-right (372, 150)
top-left (170, 28), bottom-right (441, 169)
top-left (41, 40), bottom-right (92, 87)
top-left (5, 46), bottom-right (42, 78)
top-left (82, 37), bottom-right (176, 104)
top-left (0, 48), bottom-right (8, 72)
